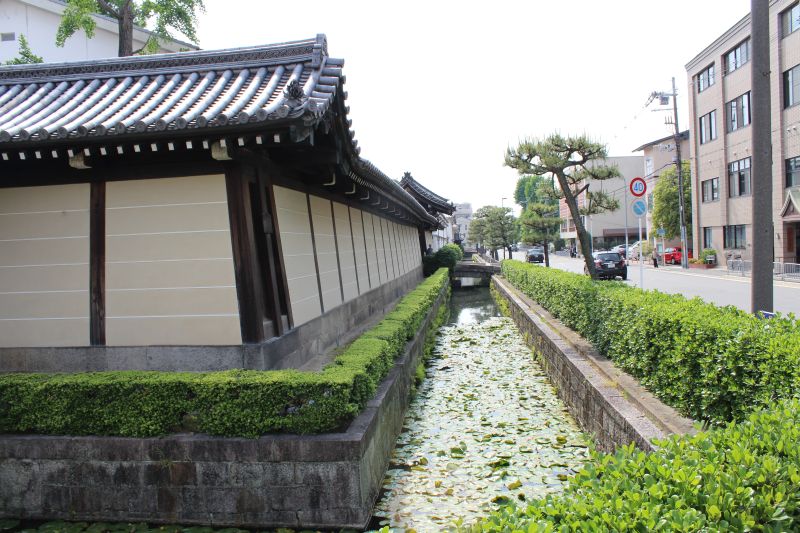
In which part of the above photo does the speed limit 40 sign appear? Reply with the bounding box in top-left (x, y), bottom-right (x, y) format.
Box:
top-left (630, 177), bottom-right (647, 197)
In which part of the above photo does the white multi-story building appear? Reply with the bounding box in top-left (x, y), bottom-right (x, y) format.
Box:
top-left (453, 202), bottom-right (472, 245)
top-left (0, 0), bottom-right (195, 63)
top-left (686, 0), bottom-right (800, 265)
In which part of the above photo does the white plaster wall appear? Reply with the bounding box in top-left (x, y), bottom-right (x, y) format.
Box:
top-left (105, 175), bottom-right (241, 346)
top-left (349, 207), bottom-right (370, 294)
top-left (332, 201), bottom-right (358, 302)
top-left (274, 186), bottom-right (321, 327)
top-left (363, 211), bottom-right (380, 288)
top-left (0, 183), bottom-right (90, 347)
top-left (309, 195), bottom-right (342, 312)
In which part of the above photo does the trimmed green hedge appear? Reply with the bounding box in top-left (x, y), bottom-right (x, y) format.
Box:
top-left (0, 269), bottom-right (450, 438)
top-left (501, 260), bottom-right (800, 424)
top-left (468, 399), bottom-right (800, 532)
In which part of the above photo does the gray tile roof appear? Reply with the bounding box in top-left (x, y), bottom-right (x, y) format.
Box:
top-left (400, 171), bottom-right (455, 215)
top-left (0, 34), bottom-right (440, 228)
top-left (0, 35), bottom-right (338, 143)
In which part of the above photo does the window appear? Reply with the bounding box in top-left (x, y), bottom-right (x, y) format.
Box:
top-left (725, 39), bottom-right (750, 74)
top-left (726, 92), bottom-right (751, 132)
top-left (703, 227), bottom-right (714, 249)
top-left (699, 110), bottom-right (717, 144)
top-left (728, 157), bottom-right (752, 197)
top-left (788, 156), bottom-right (800, 188)
top-left (697, 64), bottom-right (715, 92)
top-left (0, 32), bottom-right (15, 42)
top-left (702, 178), bottom-right (719, 202)
top-left (785, 64), bottom-right (800, 108)
top-left (782, 3), bottom-right (800, 37)
top-left (724, 225), bottom-right (746, 249)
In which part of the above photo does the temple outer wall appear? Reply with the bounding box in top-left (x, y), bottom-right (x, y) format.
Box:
top-left (0, 265), bottom-right (422, 373)
top-left (0, 270), bottom-right (449, 530)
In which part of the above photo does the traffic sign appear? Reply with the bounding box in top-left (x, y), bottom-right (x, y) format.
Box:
top-left (657, 227), bottom-right (666, 237)
top-left (630, 177), bottom-right (647, 197)
top-left (631, 199), bottom-right (647, 217)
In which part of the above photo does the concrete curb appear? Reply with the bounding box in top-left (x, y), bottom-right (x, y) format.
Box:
top-left (491, 276), bottom-right (695, 452)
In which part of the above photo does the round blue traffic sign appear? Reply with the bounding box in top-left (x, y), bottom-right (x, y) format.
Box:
top-left (632, 199), bottom-right (647, 217)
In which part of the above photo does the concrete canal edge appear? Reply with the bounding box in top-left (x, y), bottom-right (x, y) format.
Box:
top-left (0, 281), bottom-right (450, 530)
top-left (491, 276), bottom-right (695, 452)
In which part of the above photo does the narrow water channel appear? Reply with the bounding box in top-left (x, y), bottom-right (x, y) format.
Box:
top-left (369, 287), bottom-right (590, 531)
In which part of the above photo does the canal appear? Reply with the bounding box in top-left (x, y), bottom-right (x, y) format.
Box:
top-left (369, 287), bottom-right (590, 531)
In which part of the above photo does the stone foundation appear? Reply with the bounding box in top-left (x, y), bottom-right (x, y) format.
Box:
top-left (491, 276), bottom-right (694, 452)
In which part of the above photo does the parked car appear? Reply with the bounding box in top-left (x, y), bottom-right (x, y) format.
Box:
top-left (611, 244), bottom-right (627, 257)
top-left (585, 251), bottom-right (627, 280)
top-left (663, 247), bottom-right (693, 264)
top-left (527, 246), bottom-right (545, 263)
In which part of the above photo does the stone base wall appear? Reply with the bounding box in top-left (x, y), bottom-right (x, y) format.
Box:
top-left (0, 266), bottom-right (423, 373)
top-left (491, 276), bottom-right (694, 452)
top-left (0, 275), bottom-right (447, 530)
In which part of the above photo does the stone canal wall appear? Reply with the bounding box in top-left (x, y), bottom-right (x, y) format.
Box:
top-left (0, 279), bottom-right (449, 530)
top-left (491, 276), bottom-right (694, 452)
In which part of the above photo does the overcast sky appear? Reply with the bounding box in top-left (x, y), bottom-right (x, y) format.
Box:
top-left (196, 0), bottom-right (751, 213)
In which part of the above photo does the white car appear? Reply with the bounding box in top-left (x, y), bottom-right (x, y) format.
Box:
top-left (627, 241), bottom-right (643, 259)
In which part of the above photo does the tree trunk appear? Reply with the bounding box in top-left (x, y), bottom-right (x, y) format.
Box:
top-left (118, 1), bottom-right (134, 56)
top-left (543, 239), bottom-right (550, 267)
top-left (555, 172), bottom-right (596, 278)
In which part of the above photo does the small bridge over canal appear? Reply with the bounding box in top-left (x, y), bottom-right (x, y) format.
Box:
top-left (453, 260), bottom-right (501, 286)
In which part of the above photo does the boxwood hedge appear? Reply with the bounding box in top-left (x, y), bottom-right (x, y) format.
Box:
top-left (0, 269), bottom-right (450, 438)
top-left (468, 399), bottom-right (800, 532)
top-left (501, 260), bottom-right (800, 425)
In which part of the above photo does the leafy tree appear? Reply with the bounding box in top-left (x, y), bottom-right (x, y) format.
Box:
top-left (57, 0), bottom-right (204, 57)
top-left (519, 203), bottom-right (561, 267)
top-left (466, 216), bottom-right (487, 250)
top-left (5, 35), bottom-right (43, 65)
top-left (471, 206), bottom-right (517, 260)
top-left (514, 175), bottom-right (552, 209)
top-left (652, 161), bottom-right (692, 240)
top-left (506, 134), bottom-right (621, 279)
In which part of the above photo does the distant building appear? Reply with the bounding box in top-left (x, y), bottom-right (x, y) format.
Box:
top-left (559, 156), bottom-right (643, 252)
top-left (632, 130), bottom-right (690, 253)
top-left (453, 202), bottom-right (472, 246)
top-left (399, 172), bottom-right (455, 251)
top-left (0, 0), bottom-right (196, 63)
top-left (685, 0), bottom-right (800, 264)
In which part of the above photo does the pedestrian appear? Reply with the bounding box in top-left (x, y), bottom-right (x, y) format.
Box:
top-left (652, 253), bottom-right (659, 269)
top-left (425, 244), bottom-right (433, 256)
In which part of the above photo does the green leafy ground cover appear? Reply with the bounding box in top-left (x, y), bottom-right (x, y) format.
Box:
top-left (501, 260), bottom-right (800, 425)
top-left (372, 316), bottom-right (589, 531)
top-left (0, 270), bottom-right (450, 438)
top-left (467, 399), bottom-right (800, 532)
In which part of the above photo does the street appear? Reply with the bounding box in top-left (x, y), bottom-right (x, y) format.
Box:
top-left (508, 252), bottom-right (800, 317)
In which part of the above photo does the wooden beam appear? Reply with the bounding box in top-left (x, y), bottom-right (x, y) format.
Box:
top-left (89, 181), bottom-right (105, 346)
top-left (225, 164), bottom-right (267, 343)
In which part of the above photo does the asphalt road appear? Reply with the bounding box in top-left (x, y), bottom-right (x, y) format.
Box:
top-left (508, 251), bottom-right (800, 317)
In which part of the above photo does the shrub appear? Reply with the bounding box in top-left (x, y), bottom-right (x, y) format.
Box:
top-left (468, 399), bottom-right (800, 532)
top-left (0, 269), bottom-right (451, 438)
top-left (500, 260), bottom-right (800, 424)
top-left (423, 243), bottom-right (464, 275)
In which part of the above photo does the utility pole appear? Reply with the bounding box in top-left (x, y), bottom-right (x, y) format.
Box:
top-left (671, 77), bottom-right (689, 269)
top-left (751, 0), bottom-right (773, 314)
top-left (647, 81), bottom-right (689, 268)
